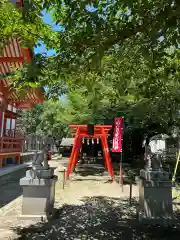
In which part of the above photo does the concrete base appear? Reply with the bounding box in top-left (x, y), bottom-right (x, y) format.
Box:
top-left (26, 168), bottom-right (54, 179)
top-left (137, 177), bottom-right (174, 225)
top-left (20, 175), bottom-right (57, 220)
top-left (19, 210), bottom-right (56, 222)
top-left (19, 214), bottom-right (48, 222)
top-left (140, 169), bottom-right (169, 181)
top-left (137, 213), bottom-right (175, 226)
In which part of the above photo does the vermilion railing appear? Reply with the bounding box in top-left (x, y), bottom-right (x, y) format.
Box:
top-left (0, 136), bottom-right (23, 153)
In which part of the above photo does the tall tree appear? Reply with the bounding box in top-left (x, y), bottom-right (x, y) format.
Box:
top-left (8, 0), bottom-right (180, 87)
top-left (18, 101), bottom-right (67, 139)
top-left (4, 0), bottom-right (180, 144)
top-left (0, 0), bottom-right (50, 52)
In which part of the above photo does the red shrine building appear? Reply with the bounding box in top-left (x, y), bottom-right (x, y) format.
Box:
top-left (0, 0), bottom-right (44, 167)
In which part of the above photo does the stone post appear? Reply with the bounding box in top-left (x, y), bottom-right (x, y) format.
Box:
top-left (137, 143), bottom-right (174, 225)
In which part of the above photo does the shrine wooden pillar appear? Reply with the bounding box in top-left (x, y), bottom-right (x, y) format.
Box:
top-left (0, 109), bottom-right (3, 167)
top-left (0, 111), bottom-right (4, 137)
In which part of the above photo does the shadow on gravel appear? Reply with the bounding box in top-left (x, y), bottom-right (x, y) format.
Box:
top-left (74, 164), bottom-right (106, 177)
top-left (13, 196), bottom-right (180, 240)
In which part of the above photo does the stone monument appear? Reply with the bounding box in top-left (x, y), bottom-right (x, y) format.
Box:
top-left (137, 140), bottom-right (174, 225)
top-left (19, 140), bottom-right (57, 221)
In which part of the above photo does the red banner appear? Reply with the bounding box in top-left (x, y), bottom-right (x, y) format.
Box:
top-left (112, 117), bottom-right (123, 152)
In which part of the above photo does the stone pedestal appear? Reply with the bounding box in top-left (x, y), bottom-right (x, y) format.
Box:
top-left (137, 169), bottom-right (174, 225)
top-left (19, 170), bottom-right (57, 221)
top-left (140, 169), bottom-right (169, 181)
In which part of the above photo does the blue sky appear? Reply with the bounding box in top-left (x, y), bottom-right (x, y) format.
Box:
top-left (34, 10), bottom-right (67, 100)
top-left (34, 5), bottom-right (96, 56)
top-left (34, 10), bottom-right (62, 56)
top-left (34, 6), bottom-right (95, 101)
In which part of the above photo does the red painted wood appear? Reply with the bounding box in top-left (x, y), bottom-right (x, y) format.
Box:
top-left (15, 102), bottom-right (34, 109)
top-left (0, 0), bottom-right (44, 167)
top-left (17, 0), bottom-right (23, 9)
top-left (0, 111), bottom-right (2, 137)
top-left (0, 136), bottom-right (22, 153)
top-left (0, 152), bottom-right (21, 167)
top-left (0, 39), bottom-right (44, 105)
top-left (4, 111), bottom-right (17, 119)
top-left (69, 125), bottom-right (112, 129)
top-left (66, 125), bottom-right (114, 180)
top-left (0, 57), bottom-right (24, 63)
top-left (21, 48), bottom-right (31, 63)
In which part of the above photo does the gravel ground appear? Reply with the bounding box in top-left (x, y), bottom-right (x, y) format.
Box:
top-left (0, 155), bottom-right (180, 239)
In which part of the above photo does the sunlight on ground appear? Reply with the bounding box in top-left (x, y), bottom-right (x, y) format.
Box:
top-left (0, 156), bottom-right (180, 239)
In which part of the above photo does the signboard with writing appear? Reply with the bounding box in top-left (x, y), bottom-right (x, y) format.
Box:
top-left (112, 117), bottom-right (123, 152)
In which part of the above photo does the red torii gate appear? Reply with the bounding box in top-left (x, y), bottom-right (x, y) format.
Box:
top-left (66, 125), bottom-right (114, 180)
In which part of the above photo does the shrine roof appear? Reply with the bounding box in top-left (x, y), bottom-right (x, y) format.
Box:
top-left (0, 38), bottom-right (44, 106)
top-left (0, 0), bottom-right (44, 108)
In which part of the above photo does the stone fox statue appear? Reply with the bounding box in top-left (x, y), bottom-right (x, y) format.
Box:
top-left (144, 139), bottom-right (153, 169)
top-left (144, 139), bottom-right (162, 170)
top-left (29, 139), bottom-right (51, 179)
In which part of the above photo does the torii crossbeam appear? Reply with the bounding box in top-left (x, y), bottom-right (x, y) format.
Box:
top-left (66, 125), bottom-right (114, 180)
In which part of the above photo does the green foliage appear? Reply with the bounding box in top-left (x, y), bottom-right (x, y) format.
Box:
top-left (17, 104), bottom-right (44, 134)
top-left (18, 102), bottom-right (67, 139)
top-left (3, 0), bottom-right (180, 142)
top-left (0, 0), bottom-right (51, 52)
top-left (13, 39), bottom-right (180, 140)
top-left (37, 100), bottom-right (67, 138)
top-left (44, 0), bottom-right (180, 70)
top-left (9, 0), bottom-right (180, 82)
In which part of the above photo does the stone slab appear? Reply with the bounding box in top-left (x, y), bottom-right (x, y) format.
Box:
top-left (20, 175), bottom-right (58, 217)
top-left (137, 211), bottom-right (176, 226)
top-left (138, 178), bottom-right (174, 224)
top-left (19, 207), bottom-right (57, 221)
top-left (140, 169), bottom-right (169, 181)
top-left (19, 213), bottom-right (52, 222)
top-left (20, 175), bottom-right (57, 186)
top-left (139, 178), bottom-right (173, 188)
top-left (0, 163), bottom-right (31, 178)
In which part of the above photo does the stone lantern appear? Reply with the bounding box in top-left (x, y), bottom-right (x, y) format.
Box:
top-left (137, 137), bottom-right (174, 225)
top-left (0, 94), bottom-right (8, 112)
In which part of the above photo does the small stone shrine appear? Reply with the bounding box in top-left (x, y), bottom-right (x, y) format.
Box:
top-left (20, 141), bottom-right (57, 220)
top-left (137, 140), bottom-right (174, 225)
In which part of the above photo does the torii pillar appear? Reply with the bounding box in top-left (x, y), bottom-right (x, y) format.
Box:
top-left (66, 125), bottom-right (114, 180)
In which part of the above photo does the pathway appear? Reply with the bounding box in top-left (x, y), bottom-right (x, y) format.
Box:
top-left (0, 155), bottom-right (180, 239)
